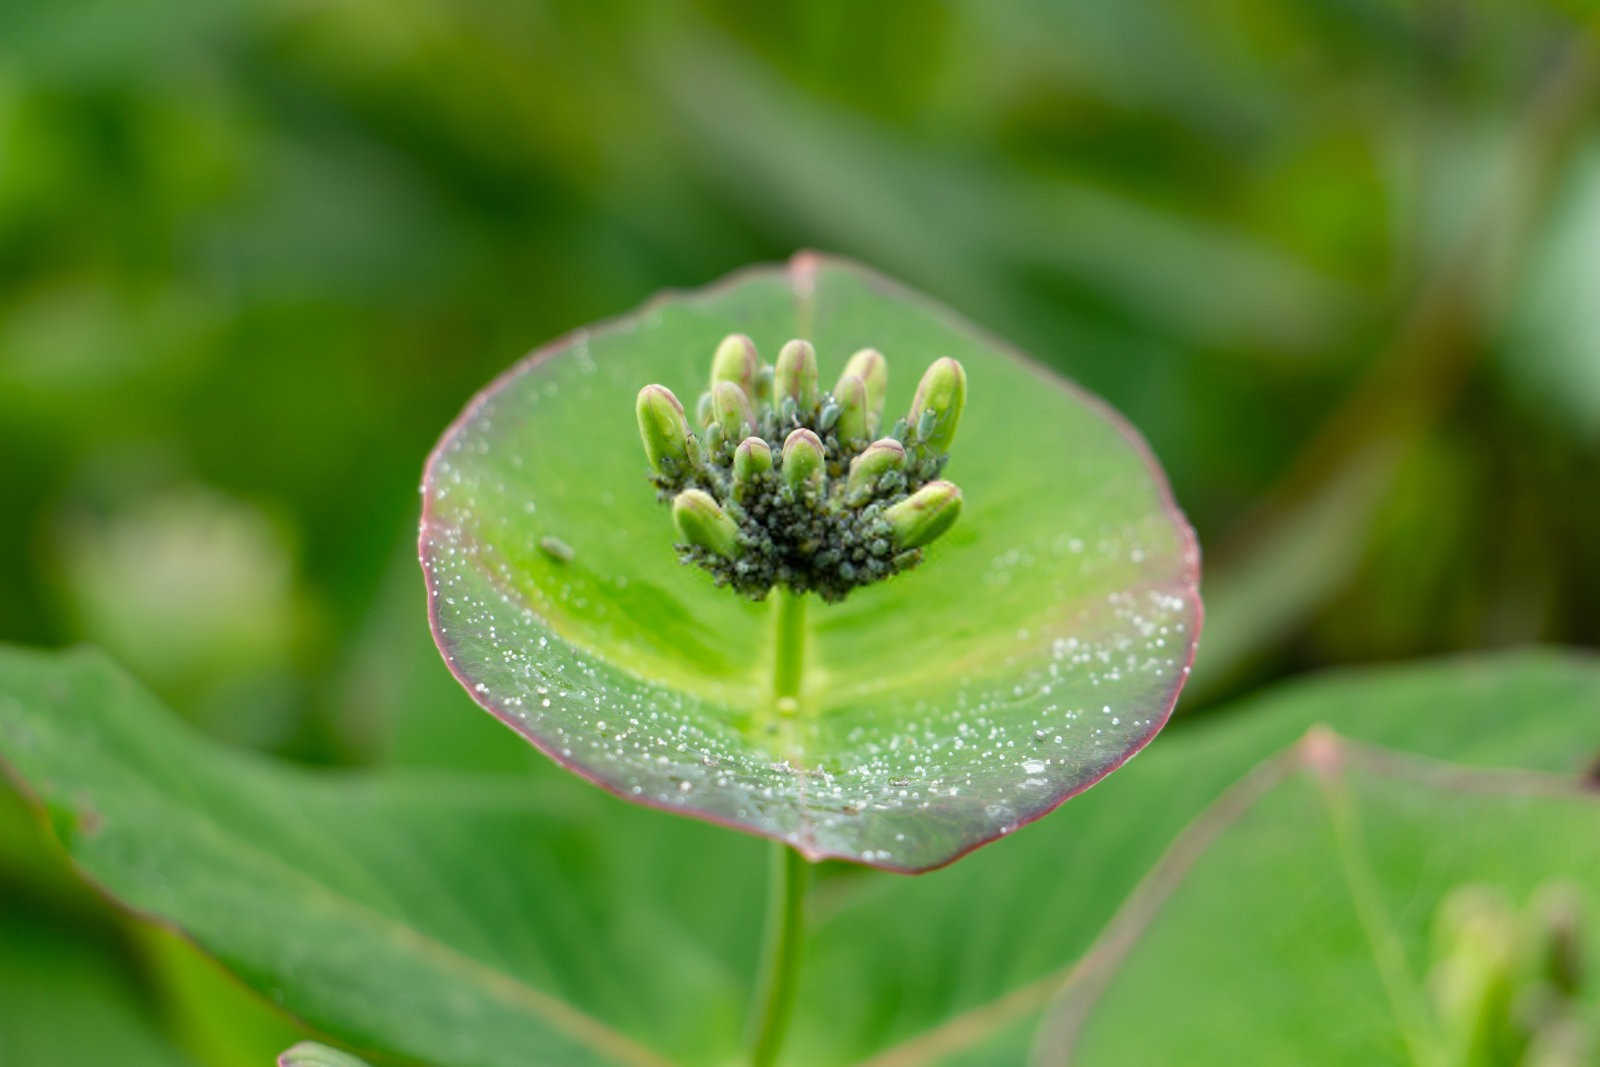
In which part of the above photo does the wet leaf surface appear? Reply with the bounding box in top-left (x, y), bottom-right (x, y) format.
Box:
top-left (420, 254), bottom-right (1201, 870)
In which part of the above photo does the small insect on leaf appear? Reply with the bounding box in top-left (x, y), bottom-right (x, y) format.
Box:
top-left (538, 536), bottom-right (576, 564)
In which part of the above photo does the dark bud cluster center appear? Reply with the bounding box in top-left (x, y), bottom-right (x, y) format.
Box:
top-left (635, 334), bottom-right (967, 602)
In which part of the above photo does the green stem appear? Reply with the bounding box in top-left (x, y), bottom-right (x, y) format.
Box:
top-left (771, 587), bottom-right (807, 706)
top-left (747, 842), bottom-right (810, 1067)
top-left (747, 589), bottom-right (810, 1067)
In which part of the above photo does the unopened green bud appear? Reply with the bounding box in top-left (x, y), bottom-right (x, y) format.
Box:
top-left (841, 348), bottom-right (888, 432)
top-left (781, 428), bottom-right (825, 494)
top-left (1522, 1018), bottom-right (1593, 1067)
top-left (712, 380), bottom-right (755, 441)
top-left (908, 357), bottom-right (967, 452)
top-left (710, 333), bottom-right (759, 395)
top-left (833, 374), bottom-right (870, 443)
top-left (754, 363), bottom-right (774, 403)
top-left (774, 339), bottom-right (819, 410)
top-left (1532, 883), bottom-right (1585, 994)
top-left (733, 436), bottom-right (773, 488)
top-left (695, 390), bottom-right (715, 428)
top-left (1430, 886), bottom-right (1518, 1043)
top-left (636, 385), bottom-right (693, 476)
top-left (672, 489), bottom-right (741, 558)
top-left (884, 480), bottom-right (962, 549)
top-left (1436, 887), bottom-right (1518, 960)
top-left (846, 438), bottom-right (906, 500)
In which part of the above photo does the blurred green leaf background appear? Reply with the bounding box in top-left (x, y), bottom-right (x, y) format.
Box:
top-left (2, 1), bottom-right (1598, 1063)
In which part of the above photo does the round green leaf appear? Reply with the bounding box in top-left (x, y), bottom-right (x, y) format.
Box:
top-left (419, 254), bottom-right (1201, 871)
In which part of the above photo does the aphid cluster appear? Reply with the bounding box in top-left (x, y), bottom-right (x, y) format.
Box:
top-left (635, 334), bottom-right (967, 601)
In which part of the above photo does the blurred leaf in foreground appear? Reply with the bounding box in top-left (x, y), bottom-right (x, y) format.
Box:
top-left (0, 644), bottom-right (1594, 1065)
top-left (1042, 744), bottom-right (1600, 1065)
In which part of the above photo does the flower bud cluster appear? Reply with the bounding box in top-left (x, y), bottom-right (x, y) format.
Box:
top-left (635, 334), bottom-right (967, 601)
